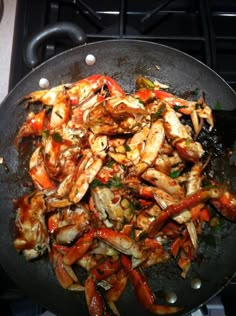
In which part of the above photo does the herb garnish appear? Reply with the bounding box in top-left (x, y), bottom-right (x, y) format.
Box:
top-left (107, 175), bottom-right (123, 188)
top-left (90, 178), bottom-right (105, 189)
top-left (169, 170), bottom-right (181, 179)
top-left (152, 106), bottom-right (165, 120)
top-left (124, 144), bottom-right (131, 152)
top-left (215, 101), bottom-right (222, 110)
top-left (52, 132), bottom-right (63, 143)
top-left (173, 104), bottom-right (188, 111)
top-left (105, 159), bottom-right (115, 168)
top-left (42, 130), bottom-right (49, 139)
top-left (139, 231), bottom-right (148, 241)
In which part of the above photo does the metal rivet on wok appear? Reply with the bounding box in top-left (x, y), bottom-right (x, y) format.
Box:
top-left (85, 54), bottom-right (96, 66)
top-left (191, 278), bottom-right (202, 290)
top-left (39, 78), bottom-right (50, 89)
top-left (165, 291), bottom-right (177, 304)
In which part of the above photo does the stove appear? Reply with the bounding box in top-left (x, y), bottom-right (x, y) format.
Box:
top-left (9, 0), bottom-right (236, 92)
top-left (3, 0), bottom-right (236, 315)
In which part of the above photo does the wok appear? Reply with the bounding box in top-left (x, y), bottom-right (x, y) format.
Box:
top-left (0, 39), bottom-right (236, 316)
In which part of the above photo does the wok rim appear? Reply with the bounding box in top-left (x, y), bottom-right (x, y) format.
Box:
top-left (1, 39), bottom-right (236, 107)
top-left (0, 38), bottom-right (236, 316)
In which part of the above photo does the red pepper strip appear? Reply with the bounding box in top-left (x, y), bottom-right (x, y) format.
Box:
top-left (190, 204), bottom-right (204, 221)
top-left (47, 214), bottom-right (59, 234)
top-left (154, 90), bottom-right (174, 99)
top-left (133, 89), bottom-right (155, 103)
top-left (138, 199), bottom-right (153, 207)
top-left (191, 204), bottom-right (211, 222)
top-left (97, 94), bottom-right (105, 102)
top-left (199, 207), bottom-right (211, 222)
top-left (162, 222), bottom-right (180, 239)
top-left (171, 238), bottom-right (182, 258)
top-left (182, 239), bottom-right (195, 260)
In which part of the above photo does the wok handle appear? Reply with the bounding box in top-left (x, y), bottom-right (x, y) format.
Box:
top-left (24, 22), bottom-right (87, 68)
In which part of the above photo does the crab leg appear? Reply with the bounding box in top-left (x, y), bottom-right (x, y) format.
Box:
top-left (84, 258), bottom-right (123, 316)
top-left (148, 186), bottom-right (225, 237)
top-left (50, 246), bottom-right (84, 291)
top-left (105, 269), bottom-right (128, 302)
top-left (121, 256), bottom-right (182, 315)
top-left (134, 80), bottom-right (213, 134)
top-left (63, 230), bottom-right (95, 265)
top-left (131, 269), bottom-right (182, 315)
top-left (43, 134), bottom-right (63, 178)
top-left (85, 276), bottom-right (105, 316)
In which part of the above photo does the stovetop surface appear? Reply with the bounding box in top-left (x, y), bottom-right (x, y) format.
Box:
top-left (9, 0), bottom-right (236, 91)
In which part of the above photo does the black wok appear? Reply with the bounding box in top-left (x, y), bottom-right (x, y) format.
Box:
top-left (0, 40), bottom-right (236, 316)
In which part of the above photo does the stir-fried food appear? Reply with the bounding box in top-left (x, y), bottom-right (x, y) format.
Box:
top-left (13, 74), bottom-right (236, 315)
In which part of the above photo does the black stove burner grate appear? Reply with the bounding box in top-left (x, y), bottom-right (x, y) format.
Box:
top-left (9, 0), bottom-right (236, 91)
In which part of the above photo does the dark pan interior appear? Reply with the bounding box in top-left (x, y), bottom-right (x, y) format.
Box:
top-left (0, 40), bottom-right (236, 316)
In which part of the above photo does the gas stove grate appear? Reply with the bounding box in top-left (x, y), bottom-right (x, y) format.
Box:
top-left (9, 0), bottom-right (236, 90)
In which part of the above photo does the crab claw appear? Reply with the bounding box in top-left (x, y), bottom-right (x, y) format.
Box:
top-left (104, 75), bottom-right (126, 97)
top-left (15, 109), bottom-right (46, 147)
